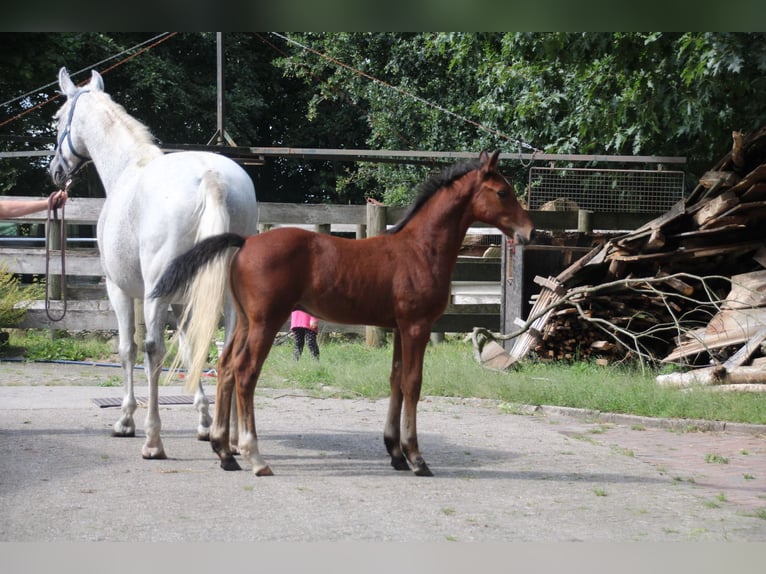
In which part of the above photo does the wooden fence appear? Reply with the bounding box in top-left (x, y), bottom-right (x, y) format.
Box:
top-left (0, 196), bottom-right (531, 337)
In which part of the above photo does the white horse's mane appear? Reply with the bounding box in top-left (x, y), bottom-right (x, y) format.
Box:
top-left (89, 91), bottom-right (162, 167)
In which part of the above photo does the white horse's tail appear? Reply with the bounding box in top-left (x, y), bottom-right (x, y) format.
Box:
top-left (163, 175), bottom-right (235, 393)
top-left (154, 233), bottom-right (245, 393)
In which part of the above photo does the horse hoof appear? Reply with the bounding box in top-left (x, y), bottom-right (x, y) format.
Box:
top-left (390, 456), bottom-right (410, 471)
top-left (413, 463), bottom-right (433, 477)
top-left (111, 429), bottom-right (135, 438)
top-left (220, 457), bottom-right (241, 471)
top-left (141, 447), bottom-right (167, 460)
top-left (197, 430), bottom-right (211, 442)
top-left (254, 465), bottom-right (274, 477)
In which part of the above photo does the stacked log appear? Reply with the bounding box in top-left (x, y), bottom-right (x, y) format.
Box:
top-left (506, 124), bottom-right (766, 388)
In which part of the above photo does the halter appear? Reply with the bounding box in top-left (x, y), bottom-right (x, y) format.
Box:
top-left (56, 89), bottom-right (91, 175)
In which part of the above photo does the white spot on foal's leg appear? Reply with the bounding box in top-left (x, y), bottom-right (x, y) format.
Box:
top-left (239, 431), bottom-right (272, 476)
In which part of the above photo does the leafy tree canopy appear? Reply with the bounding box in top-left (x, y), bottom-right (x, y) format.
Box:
top-left (2, 32), bottom-right (765, 205)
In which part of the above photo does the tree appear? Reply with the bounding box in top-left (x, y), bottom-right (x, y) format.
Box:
top-left (275, 32), bottom-right (766, 201)
top-left (3, 33), bottom-right (766, 206)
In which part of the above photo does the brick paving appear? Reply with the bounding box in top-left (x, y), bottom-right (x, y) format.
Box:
top-left (544, 412), bottom-right (766, 514)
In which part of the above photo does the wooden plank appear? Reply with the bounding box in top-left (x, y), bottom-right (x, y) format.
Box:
top-left (655, 272), bottom-right (695, 296)
top-left (692, 190), bottom-right (739, 227)
top-left (723, 326), bottom-right (766, 370)
top-left (451, 258), bottom-right (501, 281)
top-left (671, 224), bottom-right (747, 243)
top-left (610, 240), bottom-right (764, 263)
top-left (662, 307), bottom-right (766, 363)
top-left (741, 182), bottom-right (766, 202)
top-left (0, 248), bottom-right (102, 276)
top-left (728, 163), bottom-right (766, 194)
top-left (699, 170), bottom-right (741, 189)
top-left (723, 269), bottom-right (766, 309)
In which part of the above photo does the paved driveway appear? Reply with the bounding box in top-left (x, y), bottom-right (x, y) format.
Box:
top-left (1, 360), bottom-right (764, 542)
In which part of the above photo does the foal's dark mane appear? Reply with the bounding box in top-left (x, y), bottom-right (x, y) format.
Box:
top-left (386, 158), bottom-right (482, 234)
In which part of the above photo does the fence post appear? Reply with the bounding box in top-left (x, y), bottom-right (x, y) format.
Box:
top-left (365, 202), bottom-right (387, 347)
top-left (577, 209), bottom-right (593, 233)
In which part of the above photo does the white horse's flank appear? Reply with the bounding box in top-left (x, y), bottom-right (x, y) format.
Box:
top-left (49, 68), bottom-right (258, 459)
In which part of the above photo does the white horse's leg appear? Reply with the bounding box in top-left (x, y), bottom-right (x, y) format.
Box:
top-left (107, 284), bottom-right (138, 438)
top-left (141, 298), bottom-right (168, 459)
top-left (173, 304), bottom-right (212, 441)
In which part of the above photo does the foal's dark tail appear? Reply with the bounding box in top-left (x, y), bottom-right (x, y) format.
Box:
top-left (151, 232), bottom-right (246, 299)
top-left (151, 232), bottom-right (246, 393)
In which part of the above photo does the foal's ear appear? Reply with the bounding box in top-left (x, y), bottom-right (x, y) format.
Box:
top-left (480, 149), bottom-right (501, 174)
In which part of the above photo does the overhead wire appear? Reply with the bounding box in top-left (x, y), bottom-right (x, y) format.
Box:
top-left (0, 32), bottom-right (177, 130)
top-left (268, 32), bottom-right (543, 154)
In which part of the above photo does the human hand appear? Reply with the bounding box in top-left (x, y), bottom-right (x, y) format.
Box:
top-left (48, 189), bottom-right (68, 210)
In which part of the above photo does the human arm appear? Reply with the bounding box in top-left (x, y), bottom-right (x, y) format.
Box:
top-left (0, 191), bottom-right (68, 219)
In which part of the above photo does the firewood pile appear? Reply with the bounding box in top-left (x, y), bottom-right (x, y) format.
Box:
top-left (476, 125), bottom-right (766, 389)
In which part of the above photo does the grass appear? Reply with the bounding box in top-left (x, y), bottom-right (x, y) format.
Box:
top-left (3, 330), bottom-right (766, 425)
top-left (259, 338), bottom-right (766, 425)
top-left (704, 453), bottom-right (729, 464)
top-left (3, 329), bottom-right (113, 362)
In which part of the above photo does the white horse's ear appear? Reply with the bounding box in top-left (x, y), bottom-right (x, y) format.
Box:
top-left (88, 70), bottom-right (104, 92)
top-left (58, 67), bottom-right (77, 97)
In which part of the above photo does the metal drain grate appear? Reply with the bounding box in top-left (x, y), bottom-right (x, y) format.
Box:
top-left (92, 395), bottom-right (215, 408)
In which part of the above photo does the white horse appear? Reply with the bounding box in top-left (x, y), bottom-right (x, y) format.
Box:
top-left (49, 67), bottom-right (259, 459)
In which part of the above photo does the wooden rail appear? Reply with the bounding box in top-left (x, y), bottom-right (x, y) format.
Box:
top-left (1, 197), bottom-right (545, 335)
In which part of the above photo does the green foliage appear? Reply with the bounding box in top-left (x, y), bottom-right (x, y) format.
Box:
top-left (0, 264), bottom-right (43, 327)
top-left (8, 329), bottom-right (112, 361)
top-left (5, 32), bottom-right (766, 205)
top-left (277, 32), bottom-right (766, 197)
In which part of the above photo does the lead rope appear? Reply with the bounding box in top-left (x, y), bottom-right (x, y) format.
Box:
top-left (44, 180), bottom-right (69, 322)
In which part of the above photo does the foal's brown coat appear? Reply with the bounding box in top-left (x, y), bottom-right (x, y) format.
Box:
top-left (152, 150), bottom-right (534, 476)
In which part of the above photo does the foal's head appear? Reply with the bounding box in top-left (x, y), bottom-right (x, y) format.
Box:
top-left (470, 150), bottom-right (534, 244)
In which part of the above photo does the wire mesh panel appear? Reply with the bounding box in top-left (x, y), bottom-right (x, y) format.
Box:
top-left (528, 167), bottom-right (685, 213)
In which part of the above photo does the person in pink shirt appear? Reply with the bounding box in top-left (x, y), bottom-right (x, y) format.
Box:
top-left (290, 309), bottom-right (320, 361)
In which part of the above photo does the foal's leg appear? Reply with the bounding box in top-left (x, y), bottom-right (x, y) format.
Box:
top-left (210, 329), bottom-right (241, 471)
top-left (172, 304), bottom-right (212, 441)
top-left (107, 284), bottom-right (138, 438)
top-left (234, 324), bottom-right (280, 476)
top-left (398, 327), bottom-right (433, 476)
top-left (222, 296), bottom-right (239, 449)
top-left (384, 330), bottom-right (409, 471)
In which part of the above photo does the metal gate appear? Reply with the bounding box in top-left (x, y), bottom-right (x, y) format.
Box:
top-left (528, 166), bottom-right (685, 213)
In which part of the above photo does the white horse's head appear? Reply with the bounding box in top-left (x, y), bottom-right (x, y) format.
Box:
top-left (49, 67), bottom-right (104, 187)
